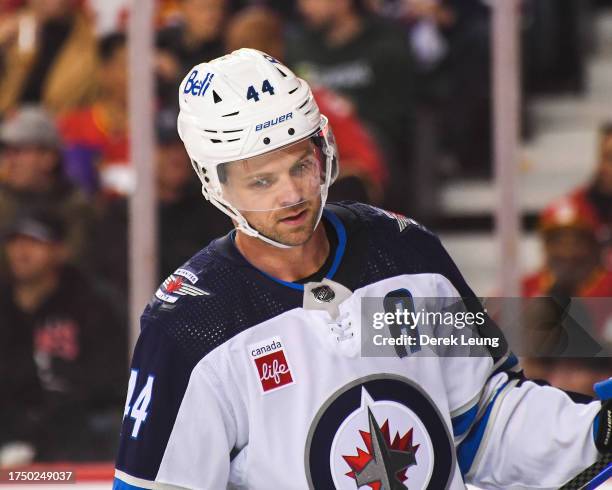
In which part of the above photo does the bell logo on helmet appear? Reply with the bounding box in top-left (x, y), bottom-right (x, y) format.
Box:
top-left (183, 70), bottom-right (215, 97)
top-left (255, 112), bottom-right (293, 132)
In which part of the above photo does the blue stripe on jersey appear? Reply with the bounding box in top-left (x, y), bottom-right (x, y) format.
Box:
top-left (245, 209), bottom-right (347, 292)
top-left (456, 382), bottom-right (508, 476)
top-left (324, 209), bottom-right (347, 278)
top-left (451, 352), bottom-right (522, 437)
top-left (256, 268), bottom-right (305, 291)
top-left (112, 478), bottom-right (146, 490)
top-left (490, 353), bottom-right (519, 378)
top-left (452, 403), bottom-right (479, 438)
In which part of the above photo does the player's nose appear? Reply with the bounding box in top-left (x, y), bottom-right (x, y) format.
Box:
top-left (276, 174), bottom-right (304, 208)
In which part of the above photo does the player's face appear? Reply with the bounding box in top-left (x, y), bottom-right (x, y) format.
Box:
top-left (221, 139), bottom-right (324, 246)
top-left (241, 194), bottom-right (322, 247)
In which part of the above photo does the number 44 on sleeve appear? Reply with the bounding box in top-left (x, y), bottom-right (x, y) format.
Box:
top-left (123, 369), bottom-right (155, 439)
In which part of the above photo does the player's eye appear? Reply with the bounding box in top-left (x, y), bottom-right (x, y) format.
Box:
top-left (248, 176), bottom-right (274, 189)
top-left (290, 158), bottom-right (316, 177)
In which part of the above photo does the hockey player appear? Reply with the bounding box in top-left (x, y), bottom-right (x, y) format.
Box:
top-left (113, 49), bottom-right (611, 489)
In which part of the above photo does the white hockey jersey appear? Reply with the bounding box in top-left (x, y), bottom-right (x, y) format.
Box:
top-left (113, 203), bottom-right (601, 490)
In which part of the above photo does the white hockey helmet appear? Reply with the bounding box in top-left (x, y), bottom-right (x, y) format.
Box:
top-left (177, 48), bottom-right (339, 248)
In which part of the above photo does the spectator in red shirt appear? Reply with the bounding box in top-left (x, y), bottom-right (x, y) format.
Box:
top-left (523, 197), bottom-right (612, 299)
top-left (520, 197), bottom-right (612, 392)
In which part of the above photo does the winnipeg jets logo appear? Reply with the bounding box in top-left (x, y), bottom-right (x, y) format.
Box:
top-left (155, 268), bottom-right (209, 304)
top-left (305, 375), bottom-right (454, 490)
top-left (343, 406), bottom-right (420, 489)
top-left (330, 388), bottom-right (429, 489)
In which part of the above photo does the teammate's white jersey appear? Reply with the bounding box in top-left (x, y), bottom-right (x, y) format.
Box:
top-left (114, 203), bottom-right (601, 490)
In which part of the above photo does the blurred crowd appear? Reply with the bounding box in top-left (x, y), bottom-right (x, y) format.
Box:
top-left (0, 0), bottom-right (610, 464)
top-left (520, 123), bottom-right (612, 397)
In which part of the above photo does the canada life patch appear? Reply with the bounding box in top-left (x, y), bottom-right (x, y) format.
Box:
top-left (249, 336), bottom-right (294, 394)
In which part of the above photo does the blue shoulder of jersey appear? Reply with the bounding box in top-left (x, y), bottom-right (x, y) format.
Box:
top-left (141, 233), bottom-right (302, 365)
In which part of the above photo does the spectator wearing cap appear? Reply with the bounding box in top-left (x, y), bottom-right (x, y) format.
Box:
top-left (89, 107), bottom-right (232, 299)
top-left (522, 197), bottom-right (612, 298)
top-left (224, 6), bottom-right (388, 204)
top-left (0, 0), bottom-right (98, 116)
top-left (57, 32), bottom-right (129, 197)
top-left (520, 198), bottom-right (612, 394)
top-left (0, 209), bottom-right (127, 462)
top-left (0, 106), bottom-right (95, 278)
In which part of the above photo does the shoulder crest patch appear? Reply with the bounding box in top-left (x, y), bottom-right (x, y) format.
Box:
top-left (155, 268), bottom-right (210, 304)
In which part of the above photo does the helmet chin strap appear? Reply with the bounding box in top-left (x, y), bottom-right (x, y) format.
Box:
top-left (238, 191), bottom-right (328, 249)
top-left (236, 222), bottom-right (293, 249)
top-left (206, 187), bottom-right (329, 250)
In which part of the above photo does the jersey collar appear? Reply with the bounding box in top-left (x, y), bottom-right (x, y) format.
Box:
top-left (223, 208), bottom-right (347, 292)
